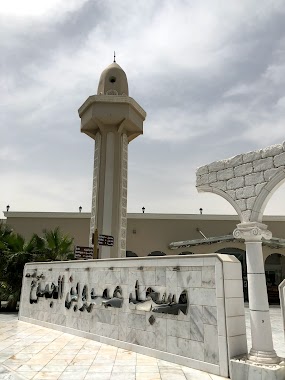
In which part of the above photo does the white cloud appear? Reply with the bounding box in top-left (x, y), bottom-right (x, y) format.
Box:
top-left (1, 171), bottom-right (92, 212)
top-left (0, 0), bottom-right (89, 18)
top-left (1, 0), bottom-right (285, 217)
top-left (0, 147), bottom-right (24, 161)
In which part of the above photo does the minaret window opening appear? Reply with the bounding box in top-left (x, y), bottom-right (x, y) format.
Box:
top-left (109, 76), bottom-right (116, 83)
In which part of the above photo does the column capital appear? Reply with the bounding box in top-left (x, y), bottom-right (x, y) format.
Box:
top-left (233, 222), bottom-right (272, 242)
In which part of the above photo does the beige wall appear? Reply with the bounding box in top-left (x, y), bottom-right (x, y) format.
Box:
top-left (126, 217), bottom-right (237, 255)
top-left (4, 212), bottom-right (285, 259)
top-left (4, 213), bottom-right (90, 248)
top-left (126, 215), bottom-right (285, 257)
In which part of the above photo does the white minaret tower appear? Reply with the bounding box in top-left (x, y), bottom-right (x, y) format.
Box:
top-left (78, 59), bottom-right (146, 258)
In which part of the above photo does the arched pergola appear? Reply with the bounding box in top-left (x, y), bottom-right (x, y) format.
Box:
top-left (196, 142), bottom-right (285, 365)
top-left (197, 145), bottom-right (285, 224)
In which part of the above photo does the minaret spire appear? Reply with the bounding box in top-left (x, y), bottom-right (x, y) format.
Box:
top-left (113, 51), bottom-right (116, 63)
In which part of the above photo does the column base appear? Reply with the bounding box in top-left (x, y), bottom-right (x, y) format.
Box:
top-left (231, 356), bottom-right (285, 380)
top-left (248, 348), bottom-right (280, 364)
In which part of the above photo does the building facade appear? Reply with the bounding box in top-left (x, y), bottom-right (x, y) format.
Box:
top-left (2, 210), bottom-right (285, 303)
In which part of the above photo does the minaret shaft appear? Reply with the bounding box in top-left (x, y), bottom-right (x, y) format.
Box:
top-left (89, 129), bottom-right (127, 258)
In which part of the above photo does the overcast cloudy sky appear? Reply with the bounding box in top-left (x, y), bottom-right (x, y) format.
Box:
top-left (1, 0), bottom-right (285, 217)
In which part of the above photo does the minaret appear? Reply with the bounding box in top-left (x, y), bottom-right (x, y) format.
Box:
top-left (78, 60), bottom-right (146, 258)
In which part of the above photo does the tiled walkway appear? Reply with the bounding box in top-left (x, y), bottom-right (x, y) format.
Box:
top-left (0, 308), bottom-right (284, 380)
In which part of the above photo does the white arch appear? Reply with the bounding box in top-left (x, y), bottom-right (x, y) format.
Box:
top-left (251, 168), bottom-right (285, 222)
top-left (197, 185), bottom-right (243, 221)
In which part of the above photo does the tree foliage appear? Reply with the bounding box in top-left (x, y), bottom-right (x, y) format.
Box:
top-left (0, 223), bottom-right (74, 311)
top-left (41, 227), bottom-right (74, 261)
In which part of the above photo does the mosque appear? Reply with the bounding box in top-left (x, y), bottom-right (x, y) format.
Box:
top-left (9, 60), bottom-right (285, 378)
top-left (2, 60), bottom-right (285, 304)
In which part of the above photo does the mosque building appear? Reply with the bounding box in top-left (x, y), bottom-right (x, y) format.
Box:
top-left (2, 60), bottom-right (285, 304)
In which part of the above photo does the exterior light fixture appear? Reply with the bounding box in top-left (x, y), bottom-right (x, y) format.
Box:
top-left (79, 206), bottom-right (82, 213)
top-left (142, 207), bottom-right (145, 214)
top-left (6, 205), bottom-right (10, 212)
top-left (199, 208), bottom-right (203, 215)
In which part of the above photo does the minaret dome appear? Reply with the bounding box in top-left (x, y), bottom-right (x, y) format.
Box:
top-left (97, 62), bottom-right (129, 96)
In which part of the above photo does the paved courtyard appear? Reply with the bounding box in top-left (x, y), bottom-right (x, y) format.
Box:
top-left (0, 307), bottom-right (283, 380)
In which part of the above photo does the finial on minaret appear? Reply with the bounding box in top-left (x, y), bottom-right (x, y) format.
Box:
top-left (113, 51), bottom-right (116, 63)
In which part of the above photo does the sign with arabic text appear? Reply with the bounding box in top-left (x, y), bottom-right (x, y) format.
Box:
top-left (74, 246), bottom-right (93, 260)
top-left (98, 234), bottom-right (114, 246)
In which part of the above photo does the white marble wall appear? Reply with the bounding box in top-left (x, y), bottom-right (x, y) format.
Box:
top-left (19, 255), bottom-right (247, 378)
top-left (196, 142), bottom-right (285, 222)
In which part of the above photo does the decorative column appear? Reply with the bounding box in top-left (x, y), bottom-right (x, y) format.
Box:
top-left (118, 133), bottom-right (128, 258)
top-left (89, 133), bottom-right (101, 248)
top-left (233, 222), bottom-right (279, 364)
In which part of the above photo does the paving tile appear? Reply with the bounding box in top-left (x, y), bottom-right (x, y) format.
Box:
top-left (20, 346), bottom-right (47, 354)
top-left (113, 360), bottom-right (136, 366)
top-left (136, 357), bottom-right (158, 365)
top-left (184, 370), bottom-right (212, 379)
top-left (63, 365), bottom-right (90, 373)
top-left (20, 371), bottom-right (38, 379)
top-left (98, 348), bottom-right (118, 353)
top-left (10, 354), bottom-right (34, 361)
top-left (77, 348), bottom-right (99, 355)
top-left (112, 365), bottom-right (135, 373)
top-left (46, 358), bottom-right (73, 366)
top-left (136, 374), bottom-right (161, 380)
top-left (116, 351), bottom-right (136, 357)
top-left (2, 348), bottom-right (23, 355)
top-left (87, 364), bottom-right (113, 373)
top-left (136, 365), bottom-right (159, 373)
top-left (0, 365), bottom-right (26, 380)
top-left (0, 353), bottom-right (15, 363)
top-left (25, 358), bottom-right (51, 366)
top-left (42, 349), bottom-right (61, 355)
top-left (83, 342), bottom-right (102, 349)
top-left (59, 373), bottom-right (87, 380)
top-left (75, 354), bottom-right (95, 360)
top-left (41, 364), bottom-right (67, 372)
top-left (160, 373), bottom-right (186, 380)
top-left (58, 350), bottom-right (80, 356)
top-left (33, 371), bottom-right (63, 379)
top-left (160, 368), bottom-right (187, 380)
top-left (157, 360), bottom-right (181, 368)
top-left (92, 359), bottom-right (116, 365)
top-left (70, 357), bottom-right (94, 366)
top-left (97, 355), bottom-right (117, 359)
top-left (109, 374), bottom-right (135, 380)
top-left (2, 360), bottom-right (24, 371)
top-left (17, 364), bottom-right (45, 372)
top-left (84, 374), bottom-right (111, 380)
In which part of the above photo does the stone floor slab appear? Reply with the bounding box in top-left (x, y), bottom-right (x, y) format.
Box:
top-left (4, 308), bottom-right (284, 380)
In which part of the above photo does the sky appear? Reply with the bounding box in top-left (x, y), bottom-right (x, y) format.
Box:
top-left (1, 0), bottom-right (285, 217)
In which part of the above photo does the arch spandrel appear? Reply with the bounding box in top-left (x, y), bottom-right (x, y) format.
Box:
top-left (197, 185), bottom-right (243, 221)
top-left (196, 142), bottom-right (285, 223)
top-left (251, 168), bottom-right (285, 222)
